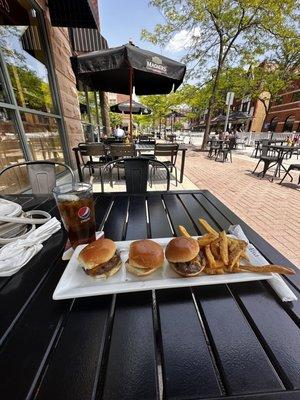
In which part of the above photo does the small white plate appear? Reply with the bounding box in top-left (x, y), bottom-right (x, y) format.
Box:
top-left (53, 237), bottom-right (273, 300)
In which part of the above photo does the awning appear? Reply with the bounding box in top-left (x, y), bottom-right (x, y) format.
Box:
top-left (48, 0), bottom-right (99, 29)
top-left (69, 28), bottom-right (108, 53)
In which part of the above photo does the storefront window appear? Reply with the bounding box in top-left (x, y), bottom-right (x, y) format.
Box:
top-left (20, 112), bottom-right (64, 166)
top-left (0, 107), bottom-right (29, 193)
top-left (0, 68), bottom-right (7, 102)
top-left (283, 115), bottom-right (295, 132)
top-left (0, 0), bottom-right (55, 113)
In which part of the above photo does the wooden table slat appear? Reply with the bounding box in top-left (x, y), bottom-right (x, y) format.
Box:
top-left (156, 288), bottom-right (222, 399)
top-left (94, 195), bottom-right (113, 230)
top-left (0, 230), bottom-right (65, 340)
top-left (194, 285), bottom-right (284, 395)
top-left (147, 195), bottom-right (174, 238)
top-left (0, 261), bottom-right (71, 400)
top-left (163, 194), bottom-right (199, 236)
top-left (178, 193), bottom-right (221, 234)
top-left (125, 196), bottom-right (148, 240)
top-left (35, 296), bottom-right (112, 400)
top-left (102, 292), bottom-right (159, 400)
top-left (102, 196), bottom-right (128, 241)
top-left (230, 281), bottom-right (300, 390)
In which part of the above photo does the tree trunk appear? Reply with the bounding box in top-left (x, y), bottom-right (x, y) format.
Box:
top-left (99, 91), bottom-right (111, 136)
top-left (201, 64), bottom-right (223, 149)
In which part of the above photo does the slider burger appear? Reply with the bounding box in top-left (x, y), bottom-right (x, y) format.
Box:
top-left (165, 237), bottom-right (204, 277)
top-left (126, 239), bottom-right (164, 276)
top-left (78, 238), bottom-right (121, 278)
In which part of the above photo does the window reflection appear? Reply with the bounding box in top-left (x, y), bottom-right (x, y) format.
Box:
top-left (0, 0), bottom-right (54, 113)
top-left (0, 107), bottom-right (28, 194)
top-left (20, 112), bottom-right (64, 167)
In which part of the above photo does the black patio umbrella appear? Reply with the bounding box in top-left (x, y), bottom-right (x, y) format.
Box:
top-left (110, 100), bottom-right (152, 115)
top-left (229, 111), bottom-right (252, 121)
top-left (71, 43), bottom-right (186, 134)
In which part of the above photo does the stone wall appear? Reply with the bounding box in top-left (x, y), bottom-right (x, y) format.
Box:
top-left (37, 0), bottom-right (85, 167)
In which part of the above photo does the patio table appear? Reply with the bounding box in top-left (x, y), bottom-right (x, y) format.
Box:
top-left (268, 145), bottom-right (298, 179)
top-left (73, 145), bottom-right (187, 183)
top-left (0, 190), bottom-right (299, 400)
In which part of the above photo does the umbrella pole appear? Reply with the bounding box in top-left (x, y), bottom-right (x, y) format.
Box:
top-left (129, 67), bottom-right (133, 139)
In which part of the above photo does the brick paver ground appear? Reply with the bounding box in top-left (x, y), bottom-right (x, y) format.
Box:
top-left (182, 150), bottom-right (300, 267)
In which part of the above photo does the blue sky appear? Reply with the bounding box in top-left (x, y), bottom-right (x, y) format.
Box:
top-left (99, 0), bottom-right (186, 61)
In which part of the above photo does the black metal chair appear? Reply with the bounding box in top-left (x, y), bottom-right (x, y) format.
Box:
top-left (251, 140), bottom-right (261, 158)
top-left (0, 161), bottom-right (75, 194)
top-left (150, 143), bottom-right (179, 186)
top-left (108, 144), bottom-right (136, 184)
top-left (208, 139), bottom-right (221, 158)
top-left (78, 142), bottom-right (108, 180)
top-left (252, 140), bottom-right (279, 178)
top-left (101, 157), bottom-right (170, 193)
top-left (215, 138), bottom-right (235, 163)
top-left (101, 137), bottom-right (124, 145)
top-left (279, 164), bottom-right (300, 185)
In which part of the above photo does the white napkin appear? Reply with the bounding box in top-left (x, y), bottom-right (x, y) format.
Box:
top-left (0, 218), bottom-right (61, 277)
top-left (62, 231), bottom-right (104, 260)
top-left (228, 225), bottom-right (297, 302)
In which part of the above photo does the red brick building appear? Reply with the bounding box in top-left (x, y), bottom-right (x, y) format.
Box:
top-left (263, 80), bottom-right (300, 132)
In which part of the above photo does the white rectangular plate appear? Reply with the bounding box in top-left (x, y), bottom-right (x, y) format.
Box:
top-left (53, 237), bottom-right (273, 300)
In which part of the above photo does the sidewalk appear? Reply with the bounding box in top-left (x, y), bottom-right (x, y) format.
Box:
top-left (182, 149), bottom-right (300, 266)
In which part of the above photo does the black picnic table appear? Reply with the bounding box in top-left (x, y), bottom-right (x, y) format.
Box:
top-left (73, 144), bottom-right (187, 184)
top-left (0, 190), bottom-right (300, 400)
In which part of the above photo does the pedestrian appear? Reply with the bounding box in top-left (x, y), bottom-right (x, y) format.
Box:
top-left (114, 125), bottom-right (125, 138)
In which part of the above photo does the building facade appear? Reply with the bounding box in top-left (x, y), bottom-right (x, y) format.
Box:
top-left (263, 80), bottom-right (300, 133)
top-left (0, 0), bottom-right (104, 192)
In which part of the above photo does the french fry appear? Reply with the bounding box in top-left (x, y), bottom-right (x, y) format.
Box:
top-left (228, 248), bottom-right (243, 271)
top-left (215, 259), bottom-right (225, 269)
top-left (197, 233), bottom-right (218, 247)
top-left (211, 239), bottom-right (221, 260)
top-left (240, 264), bottom-right (295, 275)
top-left (204, 267), bottom-right (225, 275)
top-left (219, 231), bottom-right (229, 265)
top-left (240, 251), bottom-right (249, 261)
top-left (204, 245), bottom-right (216, 268)
top-left (198, 218), bottom-right (219, 236)
top-left (178, 225), bottom-right (191, 238)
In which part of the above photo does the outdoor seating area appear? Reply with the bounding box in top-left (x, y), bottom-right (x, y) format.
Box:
top-left (1, 1), bottom-right (300, 400)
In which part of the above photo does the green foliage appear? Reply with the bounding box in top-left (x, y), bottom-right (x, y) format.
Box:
top-left (142, 0), bottom-right (300, 145)
top-left (109, 112), bottom-right (123, 127)
top-left (7, 64), bottom-right (52, 112)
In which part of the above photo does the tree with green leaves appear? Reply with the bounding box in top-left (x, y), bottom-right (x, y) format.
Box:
top-left (109, 112), bottom-right (123, 127)
top-left (142, 0), bottom-right (300, 148)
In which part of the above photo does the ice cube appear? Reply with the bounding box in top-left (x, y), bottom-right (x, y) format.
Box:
top-left (58, 194), bottom-right (79, 202)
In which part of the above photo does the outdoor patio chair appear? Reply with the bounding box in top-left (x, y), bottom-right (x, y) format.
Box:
top-left (208, 138), bottom-right (220, 158)
top-left (100, 157), bottom-right (170, 193)
top-left (279, 164), bottom-right (300, 185)
top-left (215, 138), bottom-right (235, 163)
top-left (0, 161), bottom-right (75, 194)
top-left (108, 144), bottom-right (136, 183)
top-left (252, 140), bottom-right (279, 178)
top-left (150, 143), bottom-right (179, 186)
top-left (78, 142), bottom-right (108, 180)
top-left (251, 140), bottom-right (261, 158)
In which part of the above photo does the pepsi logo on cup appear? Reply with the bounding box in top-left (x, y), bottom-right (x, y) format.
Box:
top-left (78, 206), bottom-right (91, 220)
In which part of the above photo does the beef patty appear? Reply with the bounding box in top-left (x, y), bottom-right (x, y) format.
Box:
top-left (85, 252), bottom-right (121, 276)
top-left (172, 255), bottom-right (205, 276)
